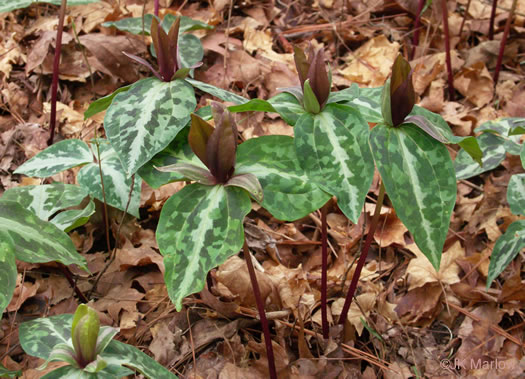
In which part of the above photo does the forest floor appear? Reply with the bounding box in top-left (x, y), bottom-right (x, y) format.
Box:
top-left (1, 0), bottom-right (525, 377)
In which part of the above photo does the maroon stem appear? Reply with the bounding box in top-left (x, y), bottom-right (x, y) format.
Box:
top-left (320, 202), bottom-right (329, 339)
top-left (488, 0), bottom-right (498, 40)
top-left (441, 0), bottom-right (455, 101)
top-left (243, 239), bottom-right (277, 379)
top-left (493, 0), bottom-right (516, 83)
top-left (338, 182), bottom-right (385, 325)
top-left (48, 0), bottom-right (67, 146)
top-left (58, 263), bottom-right (88, 303)
top-left (459, 0), bottom-right (471, 38)
top-left (411, 0), bottom-right (425, 60)
top-left (154, 0), bottom-right (159, 17)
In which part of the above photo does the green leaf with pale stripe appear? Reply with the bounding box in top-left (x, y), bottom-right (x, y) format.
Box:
top-left (78, 141), bottom-right (142, 217)
top-left (14, 139), bottom-right (93, 178)
top-left (186, 79), bottom-right (249, 105)
top-left (0, 236), bottom-right (16, 315)
top-left (341, 86), bottom-right (383, 124)
top-left (269, 92), bottom-right (306, 126)
top-left (104, 77), bottom-right (196, 176)
top-left (294, 104), bottom-right (374, 223)
top-left (20, 314), bottom-right (175, 378)
top-left (235, 135), bottom-right (330, 221)
top-left (0, 200), bottom-right (87, 270)
top-left (228, 99), bottom-right (277, 114)
top-left (370, 124), bottom-right (457, 270)
top-left (84, 85), bottom-right (131, 120)
top-left (454, 133), bottom-right (506, 180)
top-left (157, 184), bottom-right (251, 310)
top-left (178, 34), bottom-right (203, 70)
top-left (507, 174), bottom-right (525, 215)
top-left (2, 184), bottom-right (93, 231)
top-left (102, 14), bottom-right (212, 35)
top-left (326, 84), bottom-right (359, 104)
top-left (486, 220), bottom-right (525, 288)
top-left (0, 362), bottom-right (21, 378)
top-left (406, 106), bottom-right (482, 164)
top-left (138, 127), bottom-right (203, 188)
top-left (0, 0), bottom-right (99, 13)
top-left (521, 144), bottom-right (525, 169)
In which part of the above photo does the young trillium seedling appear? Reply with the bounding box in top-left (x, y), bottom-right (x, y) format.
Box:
top-left (123, 16), bottom-right (201, 82)
top-left (285, 45), bottom-right (331, 114)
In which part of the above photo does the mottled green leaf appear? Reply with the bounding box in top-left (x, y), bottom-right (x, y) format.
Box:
top-left (326, 84), bottom-right (359, 104)
top-left (14, 139), bottom-right (92, 178)
top-left (104, 77), bottom-right (196, 176)
top-left (455, 133), bottom-right (506, 180)
top-left (268, 92), bottom-right (306, 126)
top-left (235, 135), bottom-right (330, 221)
top-left (370, 124), bottom-right (457, 270)
top-left (78, 141), bottom-right (141, 218)
top-left (406, 106), bottom-right (482, 164)
top-left (0, 200), bottom-right (87, 269)
top-left (507, 174), bottom-right (525, 216)
top-left (138, 128), bottom-right (203, 188)
top-left (0, 362), bottom-right (21, 378)
top-left (41, 363), bottom-right (133, 379)
top-left (2, 184), bottom-right (93, 231)
top-left (226, 173), bottom-right (263, 203)
top-left (0, 0), bottom-right (99, 13)
top-left (84, 85), bottom-right (131, 120)
top-left (521, 144), bottom-right (525, 169)
top-left (228, 99), bottom-right (276, 114)
top-left (102, 14), bottom-right (211, 35)
top-left (20, 314), bottom-right (174, 379)
top-left (186, 79), bottom-right (249, 105)
top-left (178, 34), bottom-right (203, 70)
top-left (0, 236), bottom-right (16, 315)
top-left (294, 104), bottom-right (374, 223)
top-left (102, 340), bottom-right (177, 378)
top-left (54, 201), bottom-right (96, 233)
top-left (486, 220), bottom-right (525, 288)
top-left (476, 117), bottom-right (525, 136)
top-left (157, 184), bottom-right (251, 310)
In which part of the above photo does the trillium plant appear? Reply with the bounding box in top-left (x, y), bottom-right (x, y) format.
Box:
top-left (19, 304), bottom-right (175, 378)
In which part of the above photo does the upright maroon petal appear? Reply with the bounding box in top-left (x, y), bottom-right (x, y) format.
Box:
top-left (167, 16), bottom-right (181, 76)
top-left (307, 48), bottom-right (330, 108)
top-left (189, 114), bottom-right (214, 168)
top-left (293, 46), bottom-right (309, 90)
top-left (206, 103), bottom-right (238, 183)
top-left (390, 54), bottom-right (415, 126)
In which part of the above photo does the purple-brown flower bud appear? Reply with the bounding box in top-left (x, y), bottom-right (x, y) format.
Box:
top-left (389, 54), bottom-right (415, 126)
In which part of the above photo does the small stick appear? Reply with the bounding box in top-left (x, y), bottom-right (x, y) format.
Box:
top-left (459, 0), bottom-right (472, 39)
top-left (338, 182), bottom-right (385, 325)
top-left (154, 0), bottom-right (159, 17)
top-left (48, 0), bottom-right (68, 145)
top-left (493, 0), bottom-right (517, 84)
top-left (441, 0), bottom-right (455, 100)
top-left (243, 239), bottom-right (277, 379)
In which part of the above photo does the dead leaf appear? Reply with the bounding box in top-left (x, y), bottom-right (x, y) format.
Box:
top-left (454, 62), bottom-right (494, 107)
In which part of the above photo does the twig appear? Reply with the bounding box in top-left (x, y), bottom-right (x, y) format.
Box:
top-left (88, 174), bottom-right (135, 298)
top-left (320, 201), bottom-right (329, 339)
top-left (488, 0), bottom-right (498, 40)
top-left (411, 0), bottom-right (425, 60)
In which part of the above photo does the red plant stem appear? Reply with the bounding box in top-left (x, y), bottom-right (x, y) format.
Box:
top-left (488, 0), bottom-right (498, 40)
top-left (441, 0), bottom-right (455, 101)
top-left (243, 239), bottom-right (277, 379)
top-left (154, 0), bottom-right (159, 17)
top-left (459, 0), bottom-right (471, 38)
top-left (48, 0), bottom-right (67, 146)
top-left (493, 0), bottom-right (516, 83)
top-left (320, 202), bottom-right (329, 339)
top-left (58, 263), bottom-right (88, 303)
top-left (338, 182), bottom-right (385, 325)
top-left (411, 0), bottom-right (425, 60)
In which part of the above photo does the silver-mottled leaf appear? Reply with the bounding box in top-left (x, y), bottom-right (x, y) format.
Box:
top-left (455, 133), bottom-right (506, 180)
top-left (14, 139), bottom-right (92, 178)
top-left (507, 174), bottom-right (525, 216)
top-left (104, 77), bottom-right (196, 176)
top-left (78, 141), bottom-right (141, 217)
top-left (1, 0), bottom-right (99, 13)
top-left (185, 79), bottom-right (249, 105)
top-left (486, 220), bottom-right (525, 288)
top-left (0, 236), bottom-right (16, 315)
top-left (0, 200), bottom-right (87, 270)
